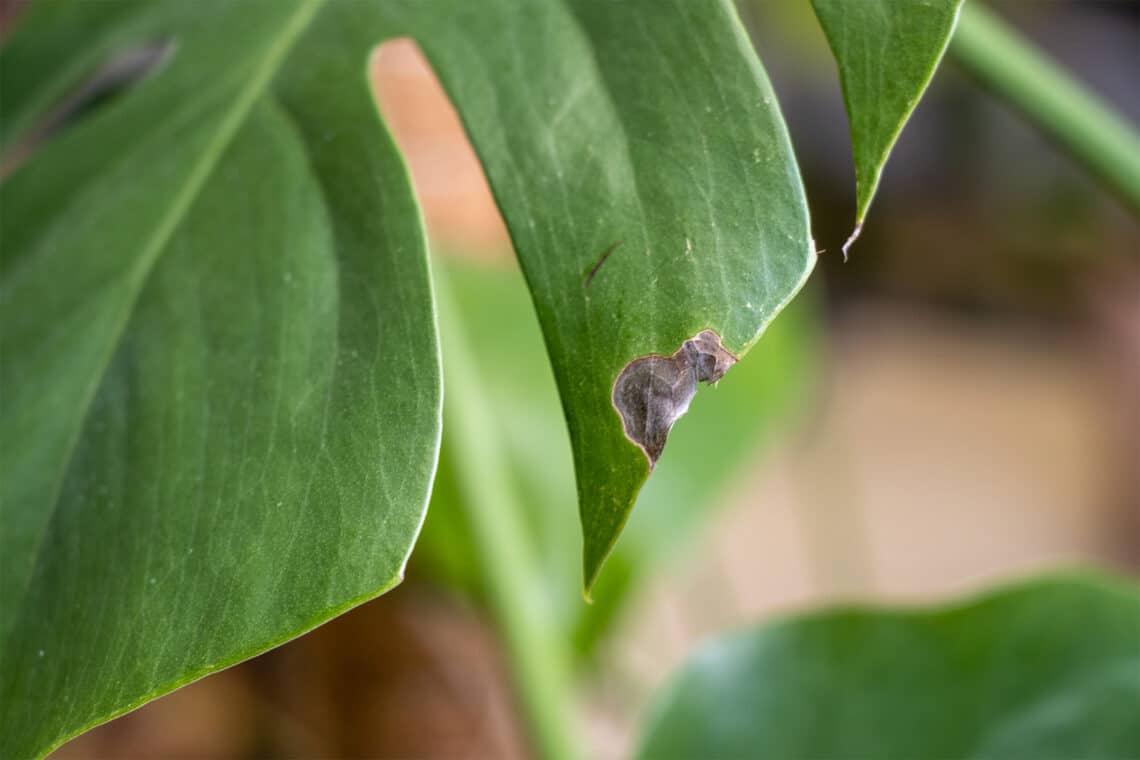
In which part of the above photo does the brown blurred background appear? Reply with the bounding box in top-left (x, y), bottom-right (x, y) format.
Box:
top-left (40, 1), bottom-right (1139, 758)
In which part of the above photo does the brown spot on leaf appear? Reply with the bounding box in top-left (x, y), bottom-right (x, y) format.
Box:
top-left (612, 330), bottom-right (736, 468)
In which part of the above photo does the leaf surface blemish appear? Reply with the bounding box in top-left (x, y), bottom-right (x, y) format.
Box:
top-left (613, 330), bottom-right (736, 468)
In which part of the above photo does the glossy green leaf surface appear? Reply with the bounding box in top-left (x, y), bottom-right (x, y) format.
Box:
top-left (0, 2), bottom-right (440, 756)
top-left (637, 573), bottom-right (1140, 759)
top-left (416, 260), bottom-right (817, 655)
top-left (386, 0), bottom-right (813, 590)
top-left (2, 0), bottom-right (814, 752)
top-left (811, 0), bottom-right (963, 251)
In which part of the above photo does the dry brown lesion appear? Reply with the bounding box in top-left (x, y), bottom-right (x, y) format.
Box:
top-left (611, 329), bottom-right (737, 468)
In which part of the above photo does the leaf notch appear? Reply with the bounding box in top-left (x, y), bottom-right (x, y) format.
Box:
top-left (612, 329), bottom-right (737, 469)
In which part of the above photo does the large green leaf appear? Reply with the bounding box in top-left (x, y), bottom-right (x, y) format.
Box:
top-left (2, 0), bottom-right (812, 753)
top-left (385, 1), bottom-right (813, 590)
top-left (0, 2), bottom-right (440, 757)
top-left (810, 0), bottom-right (963, 255)
top-left (416, 259), bottom-right (818, 655)
top-left (636, 572), bottom-right (1140, 759)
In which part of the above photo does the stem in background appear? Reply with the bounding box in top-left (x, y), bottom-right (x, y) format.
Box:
top-left (949, 2), bottom-right (1140, 213)
top-left (434, 268), bottom-right (579, 760)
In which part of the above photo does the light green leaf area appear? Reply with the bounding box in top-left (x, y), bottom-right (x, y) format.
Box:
top-left (811, 0), bottom-right (963, 251)
top-left (417, 260), bottom-right (818, 654)
top-left (637, 573), bottom-right (1140, 759)
top-left (386, 0), bottom-right (813, 591)
top-left (0, 2), bottom-right (439, 757)
top-left (2, 0), bottom-right (813, 753)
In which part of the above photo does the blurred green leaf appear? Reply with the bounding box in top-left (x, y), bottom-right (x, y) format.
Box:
top-left (810, 0), bottom-right (963, 252)
top-left (386, 0), bottom-right (814, 591)
top-left (636, 572), bottom-right (1140, 759)
top-left (417, 260), bottom-right (818, 655)
top-left (0, 3), bottom-right (439, 757)
top-left (429, 268), bottom-right (581, 760)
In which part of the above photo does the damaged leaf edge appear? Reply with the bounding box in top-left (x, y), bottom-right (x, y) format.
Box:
top-left (611, 329), bottom-right (738, 470)
top-left (584, 251), bottom-right (816, 597)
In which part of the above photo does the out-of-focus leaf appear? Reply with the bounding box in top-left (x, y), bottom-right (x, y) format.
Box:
top-left (415, 260), bottom-right (818, 655)
top-left (949, 2), bottom-right (1140, 213)
top-left (636, 572), bottom-right (1140, 759)
top-left (384, 0), bottom-right (814, 591)
top-left (810, 0), bottom-right (963, 253)
top-left (429, 268), bottom-right (580, 759)
top-left (0, 3), bottom-right (440, 756)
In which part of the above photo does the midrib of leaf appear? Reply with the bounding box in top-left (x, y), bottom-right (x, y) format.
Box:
top-left (2, 0), bottom-right (326, 644)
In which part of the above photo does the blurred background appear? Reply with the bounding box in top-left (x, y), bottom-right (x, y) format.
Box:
top-left (44, 1), bottom-right (1138, 757)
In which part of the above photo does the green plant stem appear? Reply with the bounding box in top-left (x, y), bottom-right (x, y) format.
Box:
top-left (434, 267), bottom-right (579, 760)
top-left (949, 2), bottom-right (1140, 213)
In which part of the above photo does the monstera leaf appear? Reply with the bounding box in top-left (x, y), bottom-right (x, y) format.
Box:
top-left (810, 0), bottom-right (964, 254)
top-left (637, 573), bottom-right (1140, 759)
top-left (1, 0), bottom-right (814, 755)
top-left (0, 2), bottom-right (440, 757)
top-left (381, 2), bottom-right (815, 592)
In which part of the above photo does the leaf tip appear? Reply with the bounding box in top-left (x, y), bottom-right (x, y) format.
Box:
top-left (841, 222), bottom-right (864, 261)
top-left (582, 531), bottom-right (616, 600)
